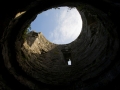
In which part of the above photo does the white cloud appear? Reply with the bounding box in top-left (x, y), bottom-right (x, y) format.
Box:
top-left (49, 7), bottom-right (82, 44)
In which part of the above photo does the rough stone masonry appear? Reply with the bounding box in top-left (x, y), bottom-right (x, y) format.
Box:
top-left (0, 0), bottom-right (120, 90)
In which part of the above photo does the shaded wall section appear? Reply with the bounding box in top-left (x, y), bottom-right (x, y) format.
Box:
top-left (0, 0), bottom-right (120, 90)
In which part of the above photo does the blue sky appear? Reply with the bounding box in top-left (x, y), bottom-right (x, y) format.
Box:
top-left (30, 7), bottom-right (82, 44)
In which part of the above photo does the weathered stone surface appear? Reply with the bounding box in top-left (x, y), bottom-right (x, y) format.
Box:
top-left (0, 0), bottom-right (120, 90)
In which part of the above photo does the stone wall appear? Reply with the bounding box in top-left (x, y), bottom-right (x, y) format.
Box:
top-left (0, 0), bottom-right (120, 90)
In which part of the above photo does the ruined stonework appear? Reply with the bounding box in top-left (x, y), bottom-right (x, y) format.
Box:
top-left (0, 0), bottom-right (120, 90)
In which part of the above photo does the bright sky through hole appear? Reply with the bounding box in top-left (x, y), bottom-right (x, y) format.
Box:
top-left (68, 59), bottom-right (71, 65)
top-left (31, 7), bottom-right (82, 44)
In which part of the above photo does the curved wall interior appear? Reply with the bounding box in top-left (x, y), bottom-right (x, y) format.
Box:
top-left (0, 0), bottom-right (120, 90)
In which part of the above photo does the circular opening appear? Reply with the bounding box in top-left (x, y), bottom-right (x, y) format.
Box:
top-left (30, 6), bottom-right (83, 44)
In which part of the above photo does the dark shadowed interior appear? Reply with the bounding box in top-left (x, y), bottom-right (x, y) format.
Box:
top-left (0, 0), bottom-right (120, 90)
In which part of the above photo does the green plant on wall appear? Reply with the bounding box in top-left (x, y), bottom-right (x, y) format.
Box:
top-left (26, 24), bottom-right (31, 34)
top-left (68, 6), bottom-right (75, 10)
top-left (54, 7), bottom-right (60, 9)
top-left (22, 24), bottom-right (31, 40)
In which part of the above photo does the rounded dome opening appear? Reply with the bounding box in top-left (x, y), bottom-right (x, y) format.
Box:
top-left (30, 6), bottom-right (83, 44)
